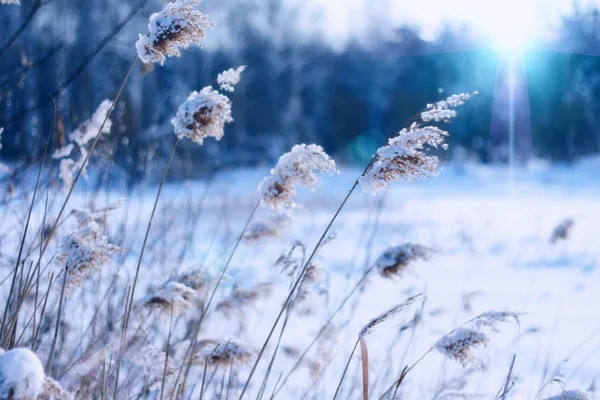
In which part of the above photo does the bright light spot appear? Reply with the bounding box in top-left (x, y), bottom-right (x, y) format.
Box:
top-left (476, 2), bottom-right (536, 52)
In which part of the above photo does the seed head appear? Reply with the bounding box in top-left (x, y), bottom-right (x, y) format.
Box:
top-left (136, 0), bottom-right (215, 65)
top-left (421, 92), bottom-right (477, 122)
top-left (199, 340), bottom-right (254, 367)
top-left (360, 92), bottom-right (477, 195)
top-left (373, 243), bottom-right (434, 278)
top-left (551, 218), bottom-right (575, 243)
top-left (545, 390), bottom-right (592, 400)
top-left (171, 86), bottom-right (233, 145)
top-left (434, 327), bottom-right (489, 366)
top-left (139, 281), bottom-right (197, 313)
top-left (215, 283), bottom-right (272, 315)
top-left (359, 294), bottom-right (422, 338)
top-left (243, 213), bottom-right (291, 244)
top-left (55, 212), bottom-right (124, 294)
top-left (217, 66), bottom-right (246, 92)
top-left (259, 144), bottom-right (337, 209)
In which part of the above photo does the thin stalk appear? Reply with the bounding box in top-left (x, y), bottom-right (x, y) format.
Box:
top-left (124, 136), bottom-right (180, 323)
top-left (238, 175), bottom-right (367, 399)
top-left (272, 266), bottom-right (375, 398)
top-left (33, 54), bottom-right (138, 282)
top-left (172, 200), bottom-right (261, 393)
top-left (332, 339), bottom-right (360, 400)
top-left (46, 266), bottom-right (69, 375)
top-left (378, 349), bottom-right (432, 400)
top-left (160, 305), bottom-right (176, 400)
top-left (116, 136), bottom-right (180, 394)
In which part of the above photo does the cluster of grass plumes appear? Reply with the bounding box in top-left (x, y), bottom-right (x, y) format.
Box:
top-left (2, 6), bottom-right (590, 397)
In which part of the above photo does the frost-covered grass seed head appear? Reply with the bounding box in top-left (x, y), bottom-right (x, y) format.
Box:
top-left (136, 0), bottom-right (215, 65)
top-left (259, 144), bottom-right (337, 209)
top-left (171, 86), bottom-right (233, 145)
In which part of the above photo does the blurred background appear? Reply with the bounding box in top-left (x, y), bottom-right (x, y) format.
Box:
top-left (2, 0), bottom-right (600, 181)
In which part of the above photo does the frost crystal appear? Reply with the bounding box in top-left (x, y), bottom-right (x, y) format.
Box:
top-left (217, 66), bottom-right (246, 92)
top-left (0, 0), bottom-right (19, 4)
top-left (545, 390), bottom-right (592, 400)
top-left (421, 92), bottom-right (478, 122)
top-left (68, 99), bottom-right (112, 147)
top-left (434, 327), bottom-right (489, 366)
top-left (139, 281), bottom-right (197, 313)
top-left (0, 348), bottom-right (45, 399)
top-left (136, 0), bottom-right (215, 65)
top-left (360, 92), bottom-right (476, 195)
top-left (373, 243), bottom-right (433, 278)
top-left (259, 144), bottom-right (337, 209)
top-left (199, 340), bottom-right (254, 366)
top-left (55, 209), bottom-right (124, 293)
top-left (171, 86), bottom-right (233, 145)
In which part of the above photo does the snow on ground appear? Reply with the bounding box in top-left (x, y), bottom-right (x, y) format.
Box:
top-left (1, 159), bottom-right (599, 398)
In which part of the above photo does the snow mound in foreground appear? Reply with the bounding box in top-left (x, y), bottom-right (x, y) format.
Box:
top-left (0, 348), bottom-right (45, 399)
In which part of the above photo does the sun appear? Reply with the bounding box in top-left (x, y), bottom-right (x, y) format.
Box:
top-left (475, 2), bottom-right (536, 53)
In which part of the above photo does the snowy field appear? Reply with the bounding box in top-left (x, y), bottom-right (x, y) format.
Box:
top-left (1, 158), bottom-right (599, 399)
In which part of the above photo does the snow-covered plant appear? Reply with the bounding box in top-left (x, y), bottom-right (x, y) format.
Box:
top-left (70, 198), bottom-right (127, 225)
top-left (68, 99), bottom-right (112, 147)
top-left (259, 144), bottom-right (337, 209)
top-left (544, 390), bottom-right (592, 400)
top-left (434, 310), bottom-right (521, 366)
top-left (433, 327), bottom-right (489, 366)
top-left (55, 203), bottom-right (124, 293)
top-left (421, 93), bottom-right (477, 122)
top-left (0, 348), bottom-right (45, 399)
top-left (473, 311), bottom-right (522, 331)
top-left (40, 376), bottom-right (72, 400)
top-left (360, 92), bottom-right (477, 194)
top-left (217, 65), bottom-right (246, 92)
top-left (199, 340), bottom-right (254, 366)
top-left (550, 218), bottom-right (575, 243)
top-left (216, 283), bottom-right (272, 315)
top-left (52, 144), bottom-right (74, 160)
top-left (373, 243), bottom-right (434, 278)
top-left (171, 86), bottom-right (233, 145)
top-left (243, 212), bottom-right (291, 243)
top-left (136, 0), bottom-right (215, 65)
top-left (54, 99), bottom-right (113, 192)
top-left (139, 281), bottom-right (197, 313)
top-left (130, 345), bottom-right (176, 393)
top-left (359, 294), bottom-right (422, 338)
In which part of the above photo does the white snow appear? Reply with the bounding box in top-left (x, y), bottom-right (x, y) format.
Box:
top-left (0, 348), bottom-right (45, 399)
